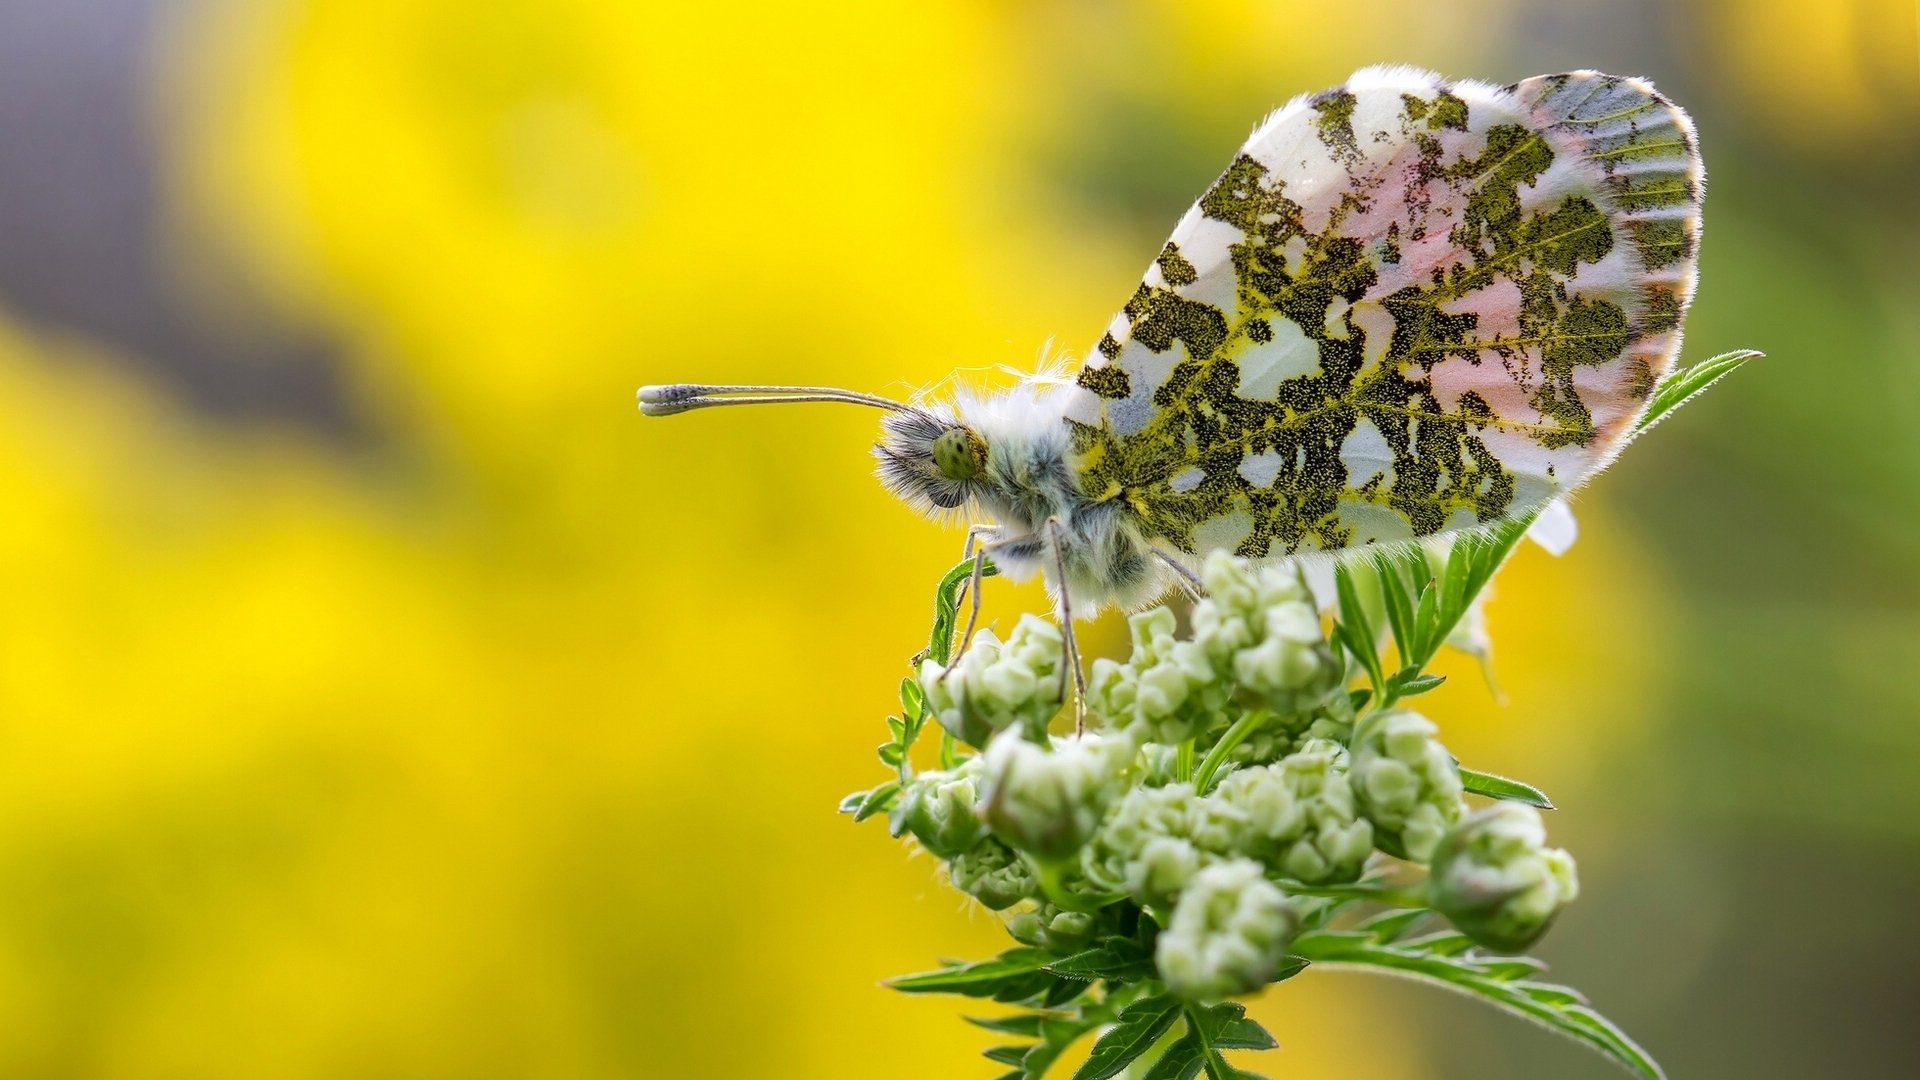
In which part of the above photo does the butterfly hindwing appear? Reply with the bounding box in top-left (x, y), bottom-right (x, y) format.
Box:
top-left (1066, 66), bottom-right (1703, 558)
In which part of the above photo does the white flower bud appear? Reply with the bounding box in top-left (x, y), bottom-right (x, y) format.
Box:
top-left (1429, 803), bottom-right (1579, 952)
top-left (1081, 782), bottom-right (1217, 904)
top-left (892, 758), bottom-right (985, 859)
top-left (948, 837), bottom-right (1036, 910)
top-left (1155, 859), bottom-right (1298, 1001)
top-left (1350, 710), bottom-right (1465, 863)
top-left (1086, 607), bottom-right (1222, 746)
top-left (978, 729), bottom-right (1128, 860)
top-left (919, 615), bottom-right (1064, 748)
top-left (1191, 552), bottom-right (1338, 713)
top-left (1213, 739), bottom-right (1373, 884)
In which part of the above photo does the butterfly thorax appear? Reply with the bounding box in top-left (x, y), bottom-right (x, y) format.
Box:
top-left (874, 381), bottom-right (1165, 611)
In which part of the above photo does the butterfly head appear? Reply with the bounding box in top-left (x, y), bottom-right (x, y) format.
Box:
top-left (875, 407), bottom-right (990, 513)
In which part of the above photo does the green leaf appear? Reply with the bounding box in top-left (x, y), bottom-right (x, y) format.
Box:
top-left (1387, 668), bottom-right (1446, 698)
top-left (1266, 955), bottom-right (1310, 985)
top-left (967, 1013), bottom-right (1048, 1037)
top-left (887, 948), bottom-right (1055, 998)
top-left (986, 1045), bottom-right (1029, 1066)
top-left (1332, 563), bottom-right (1382, 694)
top-left (876, 742), bottom-right (904, 767)
top-left (1186, 1003), bottom-right (1270, 1079)
top-left (1140, 1031), bottom-right (1202, 1080)
top-left (899, 676), bottom-right (926, 720)
top-left (1372, 552), bottom-right (1419, 668)
top-left (853, 780), bottom-right (900, 822)
top-left (1355, 907), bottom-right (1431, 943)
top-left (1023, 1016), bottom-right (1103, 1078)
top-left (1042, 976), bottom-right (1090, 1008)
top-left (1210, 1013), bottom-right (1278, 1051)
top-left (837, 789), bottom-right (869, 813)
top-left (1291, 931), bottom-right (1664, 1079)
top-left (1072, 994), bottom-right (1183, 1080)
top-left (927, 555), bottom-right (1000, 666)
top-left (1458, 766), bottom-right (1555, 809)
top-left (1047, 940), bottom-right (1157, 983)
top-left (1634, 349), bottom-right (1762, 437)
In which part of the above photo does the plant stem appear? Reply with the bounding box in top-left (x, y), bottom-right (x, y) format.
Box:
top-left (1193, 709), bottom-right (1270, 794)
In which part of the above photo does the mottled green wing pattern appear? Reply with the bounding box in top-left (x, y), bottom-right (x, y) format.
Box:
top-left (1065, 66), bottom-right (1703, 557)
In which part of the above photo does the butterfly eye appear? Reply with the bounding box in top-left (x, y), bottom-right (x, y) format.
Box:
top-left (930, 428), bottom-right (988, 483)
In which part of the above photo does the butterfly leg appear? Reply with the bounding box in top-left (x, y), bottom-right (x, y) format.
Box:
top-left (1045, 518), bottom-right (1088, 733)
top-left (1153, 550), bottom-right (1205, 601)
top-left (936, 524), bottom-right (1001, 681)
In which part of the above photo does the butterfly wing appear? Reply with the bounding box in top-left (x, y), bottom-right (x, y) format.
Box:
top-left (1066, 66), bottom-right (1703, 557)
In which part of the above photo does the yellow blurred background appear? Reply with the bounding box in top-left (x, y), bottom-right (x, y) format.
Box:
top-left (0, 0), bottom-right (1914, 1076)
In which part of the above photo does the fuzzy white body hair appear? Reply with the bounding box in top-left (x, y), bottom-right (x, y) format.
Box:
top-left (945, 379), bottom-right (1172, 613)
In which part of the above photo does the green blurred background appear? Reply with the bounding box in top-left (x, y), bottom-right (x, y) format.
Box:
top-left (0, 0), bottom-right (1914, 1076)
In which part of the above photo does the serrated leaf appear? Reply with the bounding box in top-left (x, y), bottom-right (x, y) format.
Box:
top-left (1634, 349), bottom-right (1761, 437)
top-left (967, 1013), bottom-right (1049, 1037)
top-left (1477, 957), bottom-right (1550, 980)
top-left (1267, 955), bottom-right (1309, 985)
top-left (1331, 618), bottom-right (1384, 695)
top-left (1388, 669), bottom-right (1446, 697)
top-left (1332, 563), bottom-right (1383, 693)
top-left (1458, 766), bottom-right (1555, 809)
top-left (1140, 1031), bottom-right (1202, 1080)
top-left (1186, 1003), bottom-right (1270, 1079)
top-left (1372, 552), bottom-right (1419, 667)
top-left (1042, 975), bottom-right (1090, 1008)
top-left (887, 949), bottom-right (1054, 997)
top-left (1072, 994), bottom-right (1182, 1080)
top-left (1397, 930), bottom-right (1476, 956)
top-left (1291, 933), bottom-right (1664, 1079)
top-left (985, 1045), bottom-right (1029, 1066)
top-left (1355, 907), bottom-right (1431, 942)
top-left (1047, 940), bottom-right (1156, 983)
top-left (1210, 1014), bottom-right (1278, 1051)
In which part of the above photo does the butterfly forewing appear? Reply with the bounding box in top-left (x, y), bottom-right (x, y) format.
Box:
top-left (1066, 66), bottom-right (1703, 558)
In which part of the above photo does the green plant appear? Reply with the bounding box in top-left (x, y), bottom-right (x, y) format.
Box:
top-left (844, 352), bottom-right (1759, 1079)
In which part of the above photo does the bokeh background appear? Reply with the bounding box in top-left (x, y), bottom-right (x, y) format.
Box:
top-left (0, 0), bottom-right (1915, 1076)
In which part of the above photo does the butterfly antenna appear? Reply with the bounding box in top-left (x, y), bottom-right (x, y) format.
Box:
top-left (638, 384), bottom-right (911, 417)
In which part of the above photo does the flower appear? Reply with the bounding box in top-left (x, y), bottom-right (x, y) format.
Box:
top-left (977, 729), bottom-right (1129, 860)
top-left (1155, 859), bottom-right (1298, 1000)
top-left (1086, 607), bottom-right (1221, 746)
top-left (1428, 803), bottom-right (1580, 952)
top-left (1080, 782), bottom-right (1217, 905)
top-left (890, 758), bottom-right (985, 859)
top-left (1213, 739), bottom-right (1373, 883)
top-left (1191, 551), bottom-right (1339, 713)
top-left (919, 614), bottom-right (1064, 747)
top-left (1350, 709), bottom-right (1465, 862)
top-left (1005, 903), bottom-right (1099, 952)
top-left (947, 837), bottom-right (1036, 910)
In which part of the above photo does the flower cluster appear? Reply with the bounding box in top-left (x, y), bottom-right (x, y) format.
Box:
top-left (918, 614), bottom-right (1064, 747)
top-left (1351, 709), bottom-right (1467, 862)
top-left (876, 551), bottom-right (1579, 1008)
top-left (1086, 552), bottom-right (1340, 749)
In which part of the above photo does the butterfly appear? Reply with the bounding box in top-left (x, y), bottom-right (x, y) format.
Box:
top-left (640, 65), bottom-right (1703, 685)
